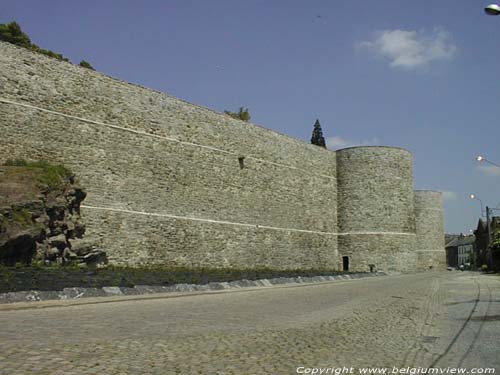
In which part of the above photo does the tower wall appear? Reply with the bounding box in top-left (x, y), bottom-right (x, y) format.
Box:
top-left (336, 147), bottom-right (416, 272)
top-left (414, 190), bottom-right (446, 270)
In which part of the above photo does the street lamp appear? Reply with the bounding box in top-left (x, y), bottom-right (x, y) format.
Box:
top-left (470, 194), bottom-right (485, 217)
top-left (485, 4), bottom-right (500, 15)
top-left (470, 194), bottom-right (500, 246)
top-left (476, 155), bottom-right (500, 168)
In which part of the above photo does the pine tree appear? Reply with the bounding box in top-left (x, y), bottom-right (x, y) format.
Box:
top-left (311, 119), bottom-right (326, 148)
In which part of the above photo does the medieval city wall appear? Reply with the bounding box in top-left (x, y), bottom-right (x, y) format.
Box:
top-left (0, 41), bottom-right (337, 268)
top-left (0, 41), bottom-right (446, 271)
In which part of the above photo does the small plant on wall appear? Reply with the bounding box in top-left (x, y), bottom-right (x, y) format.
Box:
top-left (224, 107), bottom-right (251, 122)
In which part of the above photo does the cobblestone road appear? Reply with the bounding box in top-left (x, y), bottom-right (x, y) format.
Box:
top-left (0, 272), bottom-right (498, 374)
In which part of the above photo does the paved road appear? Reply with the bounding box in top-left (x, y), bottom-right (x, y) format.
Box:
top-left (0, 272), bottom-right (498, 374)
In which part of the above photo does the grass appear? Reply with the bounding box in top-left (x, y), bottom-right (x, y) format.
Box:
top-left (0, 207), bottom-right (41, 231)
top-left (3, 159), bottom-right (72, 190)
top-left (10, 208), bottom-right (33, 226)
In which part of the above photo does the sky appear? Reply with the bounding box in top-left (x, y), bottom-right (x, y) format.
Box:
top-left (1, 1), bottom-right (499, 234)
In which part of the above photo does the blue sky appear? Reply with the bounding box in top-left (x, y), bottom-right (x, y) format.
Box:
top-left (1, 1), bottom-right (499, 234)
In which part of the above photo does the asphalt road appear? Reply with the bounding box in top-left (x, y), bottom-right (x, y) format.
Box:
top-left (0, 271), bottom-right (498, 374)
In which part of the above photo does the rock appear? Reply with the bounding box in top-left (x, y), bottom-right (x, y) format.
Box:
top-left (0, 162), bottom-right (102, 265)
top-left (48, 233), bottom-right (66, 249)
top-left (34, 213), bottom-right (49, 225)
top-left (73, 221), bottom-right (85, 238)
top-left (68, 238), bottom-right (93, 256)
top-left (0, 234), bottom-right (37, 266)
top-left (62, 247), bottom-right (77, 259)
top-left (35, 241), bottom-right (48, 259)
top-left (0, 165), bottom-right (105, 266)
top-left (65, 220), bottom-right (75, 232)
top-left (83, 250), bottom-right (107, 266)
top-left (0, 205), bottom-right (43, 265)
top-left (47, 247), bottom-right (60, 257)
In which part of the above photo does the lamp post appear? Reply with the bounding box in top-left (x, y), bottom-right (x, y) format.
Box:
top-left (476, 155), bottom-right (500, 168)
top-left (485, 4), bottom-right (500, 15)
top-left (470, 194), bottom-right (485, 217)
top-left (470, 193), bottom-right (500, 242)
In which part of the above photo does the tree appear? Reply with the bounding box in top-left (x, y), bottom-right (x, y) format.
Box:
top-left (0, 21), bottom-right (31, 48)
top-left (0, 21), bottom-right (81, 64)
top-left (224, 107), bottom-right (251, 122)
top-left (311, 119), bottom-right (326, 148)
top-left (79, 60), bottom-right (95, 70)
top-left (490, 231), bottom-right (500, 251)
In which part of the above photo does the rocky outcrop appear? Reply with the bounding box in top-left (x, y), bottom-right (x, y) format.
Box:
top-left (0, 163), bottom-right (106, 266)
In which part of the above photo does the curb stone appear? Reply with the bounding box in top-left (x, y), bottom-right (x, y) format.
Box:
top-left (0, 272), bottom-right (386, 304)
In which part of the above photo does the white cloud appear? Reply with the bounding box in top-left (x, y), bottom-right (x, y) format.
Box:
top-left (358, 27), bottom-right (457, 69)
top-left (441, 190), bottom-right (457, 201)
top-left (477, 165), bottom-right (500, 176)
top-left (326, 136), bottom-right (380, 150)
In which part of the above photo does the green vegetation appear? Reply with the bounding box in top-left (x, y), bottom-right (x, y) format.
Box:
top-left (224, 107), bottom-right (251, 122)
top-left (10, 208), bottom-right (33, 227)
top-left (489, 233), bottom-right (500, 272)
top-left (31, 46), bottom-right (68, 61)
top-left (0, 21), bottom-right (31, 48)
top-left (0, 265), bottom-right (350, 293)
top-left (0, 207), bottom-right (33, 227)
top-left (3, 159), bottom-right (72, 190)
top-left (311, 119), bottom-right (326, 148)
top-left (79, 60), bottom-right (95, 70)
top-left (0, 21), bottom-right (94, 68)
top-left (0, 21), bottom-right (68, 61)
top-left (490, 232), bottom-right (500, 251)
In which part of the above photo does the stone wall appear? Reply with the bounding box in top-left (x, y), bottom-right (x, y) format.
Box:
top-left (336, 147), bottom-right (416, 272)
top-left (0, 41), bottom-right (337, 269)
top-left (414, 190), bottom-right (446, 270)
top-left (0, 41), bottom-right (446, 271)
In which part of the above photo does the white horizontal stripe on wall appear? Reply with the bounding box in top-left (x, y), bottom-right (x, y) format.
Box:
top-left (81, 205), bottom-right (415, 237)
top-left (0, 97), bottom-right (336, 181)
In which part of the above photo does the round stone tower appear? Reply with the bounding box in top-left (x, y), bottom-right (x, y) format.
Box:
top-left (414, 190), bottom-right (446, 270)
top-left (336, 146), bottom-right (416, 272)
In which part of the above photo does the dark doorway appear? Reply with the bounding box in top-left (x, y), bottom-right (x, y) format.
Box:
top-left (342, 256), bottom-right (349, 272)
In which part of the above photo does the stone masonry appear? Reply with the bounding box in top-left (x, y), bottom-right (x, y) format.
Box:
top-left (336, 147), bottom-right (417, 272)
top-left (414, 190), bottom-right (446, 270)
top-left (0, 41), bottom-right (445, 271)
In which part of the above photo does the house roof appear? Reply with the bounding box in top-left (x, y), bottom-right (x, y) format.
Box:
top-left (445, 235), bottom-right (475, 248)
top-left (476, 218), bottom-right (487, 232)
top-left (445, 234), bottom-right (460, 247)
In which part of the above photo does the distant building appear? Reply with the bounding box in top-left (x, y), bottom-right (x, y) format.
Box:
top-left (473, 219), bottom-right (489, 268)
top-left (493, 217), bottom-right (500, 271)
top-left (445, 235), bottom-right (459, 267)
top-left (445, 234), bottom-right (459, 246)
top-left (445, 234), bottom-right (474, 268)
top-left (458, 236), bottom-right (474, 266)
top-left (474, 216), bottom-right (500, 271)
